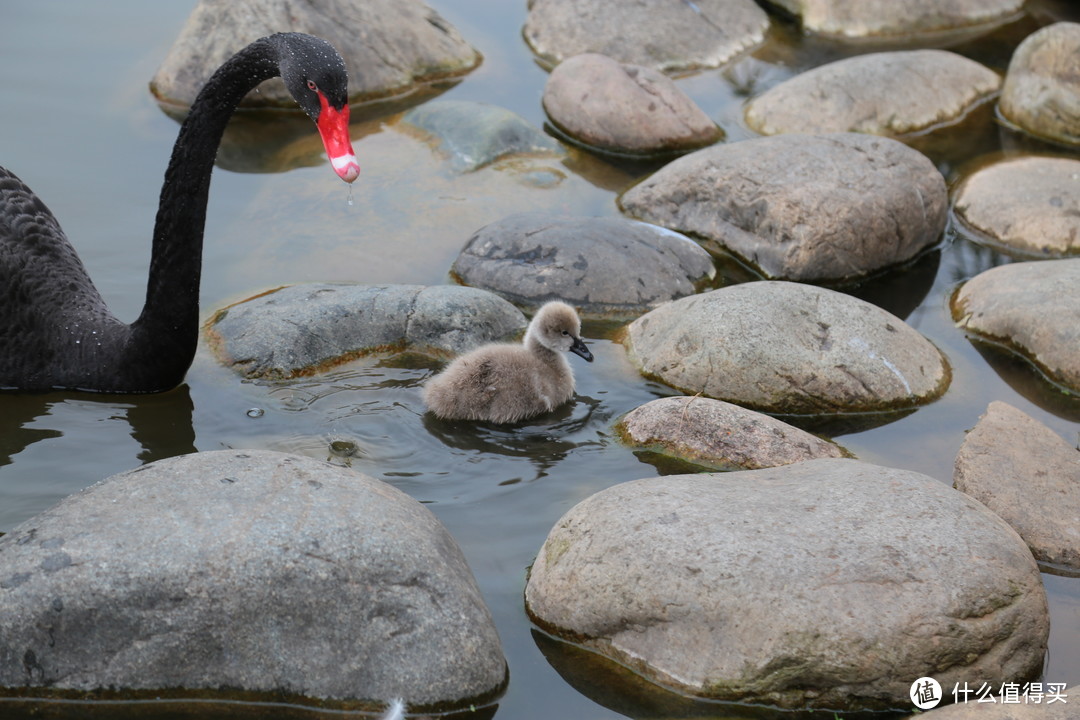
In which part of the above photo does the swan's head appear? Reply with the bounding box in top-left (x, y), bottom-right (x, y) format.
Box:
top-left (527, 301), bottom-right (594, 362)
top-left (275, 33), bottom-right (360, 183)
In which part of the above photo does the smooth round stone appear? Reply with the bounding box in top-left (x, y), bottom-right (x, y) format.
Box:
top-left (955, 402), bottom-right (1080, 571)
top-left (525, 458), bottom-right (1048, 709)
top-left (952, 259), bottom-right (1080, 392)
top-left (764, 0), bottom-right (1024, 38)
top-left (953, 156), bottom-right (1080, 257)
top-left (523, 0), bottom-right (769, 73)
top-left (619, 133), bottom-right (947, 282)
top-left (616, 396), bottom-right (846, 470)
top-left (401, 100), bottom-right (565, 172)
top-left (151, 0), bottom-right (480, 108)
top-left (745, 50), bottom-right (1000, 136)
top-left (0, 450), bottom-right (506, 707)
top-left (999, 22), bottom-right (1080, 146)
top-left (543, 54), bottom-right (722, 155)
top-left (625, 282), bottom-right (950, 414)
top-left (206, 284), bottom-right (527, 379)
top-left (450, 213), bottom-right (715, 318)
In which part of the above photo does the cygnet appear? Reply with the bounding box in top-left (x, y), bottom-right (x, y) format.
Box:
top-left (422, 301), bottom-right (594, 423)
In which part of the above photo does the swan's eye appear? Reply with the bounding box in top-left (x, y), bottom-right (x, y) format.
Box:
top-left (306, 79), bottom-right (318, 92)
top-left (562, 330), bottom-right (569, 336)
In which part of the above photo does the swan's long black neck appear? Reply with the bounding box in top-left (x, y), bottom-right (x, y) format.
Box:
top-left (126, 37), bottom-right (283, 390)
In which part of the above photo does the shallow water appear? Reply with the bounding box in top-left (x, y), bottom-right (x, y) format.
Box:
top-left (1, 1), bottom-right (1079, 718)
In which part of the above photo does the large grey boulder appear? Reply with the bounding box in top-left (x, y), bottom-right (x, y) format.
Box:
top-left (616, 396), bottom-right (846, 470)
top-left (619, 133), bottom-right (947, 282)
top-left (402, 100), bottom-right (565, 173)
top-left (955, 401), bottom-right (1080, 571)
top-left (151, 0), bottom-right (481, 108)
top-left (542, 53), bottom-right (722, 156)
top-left (0, 450), bottom-right (506, 708)
top-left (951, 259), bottom-right (1080, 392)
top-left (206, 284), bottom-right (527, 379)
top-left (999, 22), bottom-right (1080, 146)
top-left (523, 0), bottom-right (769, 73)
top-left (525, 458), bottom-right (1048, 710)
top-left (764, 0), bottom-right (1025, 38)
top-left (953, 156), bottom-right (1080, 257)
top-left (745, 50), bottom-right (1000, 136)
top-left (625, 282), bottom-right (950, 414)
top-left (450, 213), bottom-right (715, 318)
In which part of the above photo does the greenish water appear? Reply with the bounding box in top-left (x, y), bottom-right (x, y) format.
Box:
top-left (1, 1), bottom-right (1078, 718)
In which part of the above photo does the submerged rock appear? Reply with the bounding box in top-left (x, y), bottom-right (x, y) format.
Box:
top-left (745, 50), bottom-right (999, 137)
top-left (764, 0), bottom-right (1024, 38)
top-left (955, 401), bottom-right (1080, 571)
top-left (953, 156), bottom-right (1080, 257)
top-left (402, 100), bottom-right (565, 172)
top-left (151, 0), bottom-right (481, 108)
top-left (525, 458), bottom-right (1048, 709)
top-left (999, 22), bottom-right (1080, 146)
top-left (450, 213), bottom-right (715, 318)
top-left (619, 133), bottom-right (946, 282)
top-left (206, 284), bottom-right (527, 379)
top-left (523, 0), bottom-right (768, 73)
top-left (624, 282), bottom-right (950, 414)
top-left (951, 259), bottom-right (1080, 392)
top-left (0, 450), bottom-right (506, 707)
top-left (616, 396), bottom-right (846, 470)
top-left (543, 54), bottom-right (722, 156)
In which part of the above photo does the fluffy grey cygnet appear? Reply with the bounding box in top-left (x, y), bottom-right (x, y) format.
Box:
top-left (422, 300), bottom-right (594, 423)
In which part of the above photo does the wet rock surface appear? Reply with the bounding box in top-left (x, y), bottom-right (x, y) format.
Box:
top-left (525, 458), bottom-right (1049, 709)
top-left (765, 0), bottom-right (1025, 37)
top-left (450, 213), bottom-right (715, 318)
top-left (951, 259), bottom-right (1080, 392)
top-left (206, 284), bottom-right (527, 379)
top-left (625, 281), bottom-right (950, 414)
top-left (619, 133), bottom-right (947, 282)
top-left (401, 100), bottom-right (566, 172)
top-left (616, 396), bottom-right (846, 470)
top-left (953, 156), bottom-right (1080, 257)
top-left (955, 401), bottom-right (1080, 570)
top-left (542, 53), bottom-right (722, 156)
top-left (0, 450), bottom-right (506, 706)
top-left (151, 0), bottom-right (481, 108)
top-left (745, 50), bottom-right (1000, 136)
top-left (999, 22), bottom-right (1080, 146)
top-left (523, 0), bottom-right (769, 73)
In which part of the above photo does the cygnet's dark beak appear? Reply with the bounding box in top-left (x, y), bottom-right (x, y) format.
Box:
top-left (570, 336), bottom-right (594, 362)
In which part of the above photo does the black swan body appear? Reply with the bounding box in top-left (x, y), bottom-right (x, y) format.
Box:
top-left (0, 33), bottom-right (359, 393)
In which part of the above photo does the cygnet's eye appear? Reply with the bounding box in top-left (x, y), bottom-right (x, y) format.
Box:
top-left (306, 79), bottom-right (318, 91)
top-left (562, 330), bottom-right (569, 336)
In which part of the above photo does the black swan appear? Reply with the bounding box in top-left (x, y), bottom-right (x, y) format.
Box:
top-left (422, 301), bottom-right (594, 423)
top-left (0, 32), bottom-right (359, 393)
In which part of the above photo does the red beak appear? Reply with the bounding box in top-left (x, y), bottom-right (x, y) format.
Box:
top-left (316, 92), bottom-right (360, 183)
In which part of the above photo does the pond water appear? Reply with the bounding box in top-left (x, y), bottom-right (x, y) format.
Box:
top-left (1, 1), bottom-right (1079, 718)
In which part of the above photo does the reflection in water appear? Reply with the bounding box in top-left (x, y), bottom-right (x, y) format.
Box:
top-left (0, 386), bottom-right (196, 469)
top-left (839, 247), bottom-right (941, 322)
top-left (530, 629), bottom-right (902, 720)
top-left (0, 394), bottom-right (60, 467)
top-left (969, 340), bottom-right (1080, 422)
top-left (421, 393), bottom-right (607, 482)
top-left (0, 697), bottom-right (498, 720)
top-left (775, 408), bottom-right (919, 438)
